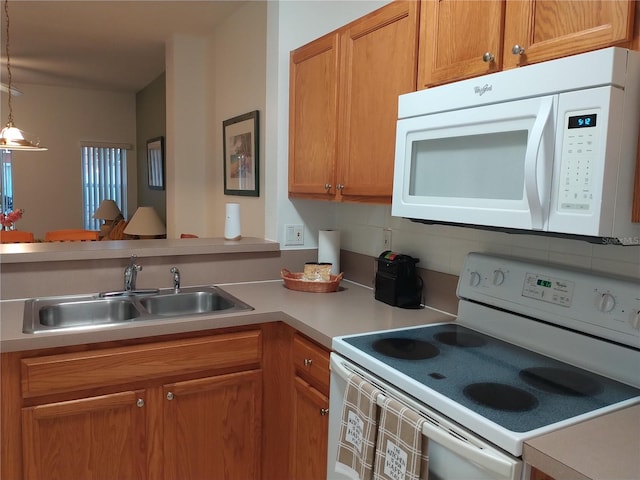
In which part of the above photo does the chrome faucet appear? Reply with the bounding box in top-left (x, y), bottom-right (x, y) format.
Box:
top-left (171, 267), bottom-right (180, 293)
top-left (124, 255), bottom-right (142, 291)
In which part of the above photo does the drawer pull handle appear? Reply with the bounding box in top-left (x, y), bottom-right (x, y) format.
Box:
top-left (167, 392), bottom-right (175, 401)
top-left (303, 358), bottom-right (313, 366)
top-left (320, 408), bottom-right (329, 416)
top-left (136, 398), bottom-right (145, 408)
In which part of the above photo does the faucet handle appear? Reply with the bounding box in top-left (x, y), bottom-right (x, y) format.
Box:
top-left (171, 267), bottom-right (181, 292)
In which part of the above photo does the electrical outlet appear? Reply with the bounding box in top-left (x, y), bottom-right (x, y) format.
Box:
top-left (382, 228), bottom-right (392, 251)
top-left (284, 224), bottom-right (304, 246)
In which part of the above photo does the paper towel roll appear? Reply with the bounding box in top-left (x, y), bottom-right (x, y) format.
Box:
top-left (318, 230), bottom-right (340, 275)
top-left (224, 203), bottom-right (242, 240)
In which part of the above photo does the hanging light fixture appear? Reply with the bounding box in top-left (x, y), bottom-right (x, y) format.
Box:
top-left (0, 0), bottom-right (46, 151)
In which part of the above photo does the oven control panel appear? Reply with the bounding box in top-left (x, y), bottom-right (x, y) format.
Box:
top-left (458, 253), bottom-right (640, 349)
top-left (522, 273), bottom-right (574, 307)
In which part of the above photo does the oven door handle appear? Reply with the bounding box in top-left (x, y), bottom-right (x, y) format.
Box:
top-left (373, 394), bottom-right (517, 479)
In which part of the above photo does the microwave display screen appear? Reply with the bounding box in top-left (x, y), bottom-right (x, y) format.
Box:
top-left (568, 114), bottom-right (597, 129)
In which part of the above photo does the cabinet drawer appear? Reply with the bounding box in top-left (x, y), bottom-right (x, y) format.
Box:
top-left (21, 330), bottom-right (261, 397)
top-left (292, 334), bottom-right (330, 393)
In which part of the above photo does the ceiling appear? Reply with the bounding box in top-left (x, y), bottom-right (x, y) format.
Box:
top-left (0, 1), bottom-right (247, 93)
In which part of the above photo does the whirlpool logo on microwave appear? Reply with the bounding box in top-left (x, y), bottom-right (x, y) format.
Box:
top-left (474, 84), bottom-right (492, 96)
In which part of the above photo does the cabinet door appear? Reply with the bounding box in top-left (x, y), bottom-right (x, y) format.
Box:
top-left (291, 376), bottom-right (329, 480)
top-left (503, 0), bottom-right (635, 69)
top-left (337, 1), bottom-right (419, 203)
top-left (22, 390), bottom-right (147, 480)
top-left (163, 370), bottom-right (262, 480)
top-left (289, 32), bottom-right (340, 199)
top-left (418, 0), bottom-right (505, 88)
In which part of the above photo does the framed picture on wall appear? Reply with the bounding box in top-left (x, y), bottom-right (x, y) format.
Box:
top-left (223, 110), bottom-right (259, 196)
top-left (147, 136), bottom-right (165, 190)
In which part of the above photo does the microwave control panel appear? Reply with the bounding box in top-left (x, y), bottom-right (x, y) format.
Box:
top-left (558, 111), bottom-right (600, 213)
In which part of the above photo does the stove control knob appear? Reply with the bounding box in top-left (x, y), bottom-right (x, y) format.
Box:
top-left (469, 271), bottom-right (481, 287)
top-left (492, 269), bottom-right (505, 286)
top-left (631, 310), bottom-right (640, 331)
top-left (597, 293), bottom-right (616, 313)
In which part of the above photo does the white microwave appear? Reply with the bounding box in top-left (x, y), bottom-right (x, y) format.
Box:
top-left (392, 47), bottom-right (640, 245)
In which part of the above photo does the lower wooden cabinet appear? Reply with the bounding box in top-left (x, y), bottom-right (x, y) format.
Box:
top-left (2, 328), bottom-right (262, 480)
top-left (2, 324), bottom-right (335, 480)
top-left (22, 390), bottom-right (148, 479)
top-left (290, 333), bottom-right (331, 480)
top-left (163, 370), bottom-right (262, 480)
top-left (291, 376), bottom-right (329, 480)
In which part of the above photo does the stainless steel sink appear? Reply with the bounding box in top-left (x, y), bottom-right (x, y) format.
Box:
top-left (23, 286), bottom-right (253, 333)
top-left (140, 290), bottom-right (237, 316)
top-left (139, 287), bottom-right (253, 316)
top-left (39, 298), bottom-right (141, 328)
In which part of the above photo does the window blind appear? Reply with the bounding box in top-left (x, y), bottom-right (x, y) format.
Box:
top-left (81, 144), bottom-right (128, 230)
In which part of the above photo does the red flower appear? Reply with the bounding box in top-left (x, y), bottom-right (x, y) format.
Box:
top-left (1, 208), bottom-right (24, 228)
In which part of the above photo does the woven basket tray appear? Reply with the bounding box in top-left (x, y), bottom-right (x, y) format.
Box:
top-left (280, 268), bottom-right (344, 293)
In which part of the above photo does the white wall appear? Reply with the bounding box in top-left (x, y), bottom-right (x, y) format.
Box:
top-left (209, 1), bottom-right (267, 238)
top-left (164, 2), bottom-right (267, 239)
top-left (1, 85), bottom-right (136, 239)
top-left (267, 1), bottom-right (640, 280)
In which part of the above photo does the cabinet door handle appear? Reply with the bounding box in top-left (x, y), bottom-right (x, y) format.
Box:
top-left (136, 398), bottom-right (145, 408)
top-left (324, 183), bottom-right (332, 191)
top-left (320, 408), bottom-right (329, 416)
top-left (482, 52), bottom-right (495, 62)
top-left (303, 358), bottom-right (313, 366)
top-left (336, 184), bottom-right (344, 191)
top-left (166, 392), bottom-right (174, 401)
top-left (511, 44), bottom-right (525, 55)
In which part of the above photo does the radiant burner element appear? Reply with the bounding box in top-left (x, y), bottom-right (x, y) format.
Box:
top-left (464, 383), bottom-right (539, 412)
top-left (434, 327), bottom-right (487, 347)
top-left (372, 338), bottom-right (440, 360)
top-left (520, 367), bottom-right (604, 397)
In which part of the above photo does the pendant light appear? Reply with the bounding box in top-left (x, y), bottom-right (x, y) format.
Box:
top-left (0, 0), bottom-right (46, 151)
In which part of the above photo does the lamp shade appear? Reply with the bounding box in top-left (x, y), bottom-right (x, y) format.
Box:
top-left (93, 199), bottom-right (122, 220)
top-left (123, 206), bottom-right (166, 236)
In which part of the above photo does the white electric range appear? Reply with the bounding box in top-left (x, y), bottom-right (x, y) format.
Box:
top-left (328, 252), bottom-right (640, 480)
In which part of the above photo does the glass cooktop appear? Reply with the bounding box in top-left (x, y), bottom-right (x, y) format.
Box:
top-left (342, 324), bottom-right (640, 433)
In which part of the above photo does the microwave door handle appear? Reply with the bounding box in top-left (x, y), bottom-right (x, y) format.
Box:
top-left (524, 97), bottom-right (554, 230)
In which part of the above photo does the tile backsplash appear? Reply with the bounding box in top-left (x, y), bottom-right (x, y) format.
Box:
top-left (337, 204), bottom-right (640, 280)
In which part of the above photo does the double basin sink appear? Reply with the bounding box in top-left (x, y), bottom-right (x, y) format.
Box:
top-left (22, 286), bottom-right (254, 334)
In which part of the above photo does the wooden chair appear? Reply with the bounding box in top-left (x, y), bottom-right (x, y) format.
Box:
top-left (45, 229), bottom-right (100, 242)
top-left (100, 220), bottom-right (129, 241)
top-left (0, 230), bottom-right (35, 243)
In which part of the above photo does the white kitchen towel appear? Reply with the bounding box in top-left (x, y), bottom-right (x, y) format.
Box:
top-left (373, 396), bottom-right (429, 480)
top-left (335, 373), bottom-right (382, 480)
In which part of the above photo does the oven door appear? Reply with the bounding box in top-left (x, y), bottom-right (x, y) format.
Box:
top-left (328, 354), bottom-right (526, 480)
top-left (392, 95), bottom-right (556, 232)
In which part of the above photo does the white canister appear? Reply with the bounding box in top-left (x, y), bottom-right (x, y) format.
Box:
top-left (224, 203), bottom-right (242, 240)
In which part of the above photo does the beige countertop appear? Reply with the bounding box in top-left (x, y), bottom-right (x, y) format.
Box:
top-left (524, 404), bottom-right (640, 480)
top-left (1, 277), bottom-right (637, 479)
top-left (0, 279), bottom-right (455, 352)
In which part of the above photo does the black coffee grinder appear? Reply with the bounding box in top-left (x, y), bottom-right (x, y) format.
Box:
top-left (374, 251), bottom-right (423, 309)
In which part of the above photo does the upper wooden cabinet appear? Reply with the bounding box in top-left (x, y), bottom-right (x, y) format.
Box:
top-left (289, 1), bottom-right (419, 203)
top-left (418, 0), bottom-right (636, 88)
top-left (418, 0), bottom-right (506, 87)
